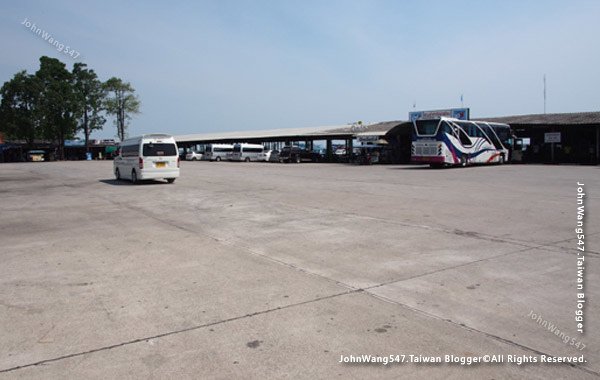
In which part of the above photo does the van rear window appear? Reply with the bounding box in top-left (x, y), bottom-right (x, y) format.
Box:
top-left (143, 143), bottom-right (177, 156)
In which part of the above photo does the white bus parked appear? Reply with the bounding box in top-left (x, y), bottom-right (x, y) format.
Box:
top-left (411, 117), bottom-right (512, 167)
top-left (203, 144), bottom-right (234, 161)
top-left (114, 134), bottom-right (180, 184)
top-left (230, 143), bottom-right (266, 162)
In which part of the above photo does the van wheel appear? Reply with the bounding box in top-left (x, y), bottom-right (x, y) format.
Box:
top-left (215, 156), bottom-right (221, 162)
top-left (131, 170), bottom-right (138, 184)
top-left (115, 168), bottom-right (121, 180)
top-left (245, 157), bottom-right (251, 162)
top-left (192, 157), bottom-right (197, 161)
top-left (167, 178), bottom-right (175, 184)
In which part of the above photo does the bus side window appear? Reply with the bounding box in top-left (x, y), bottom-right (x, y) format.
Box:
top-left (440, 121), bottom-right (453, 135)
top-left (458, 129), bottom-right (472, 146)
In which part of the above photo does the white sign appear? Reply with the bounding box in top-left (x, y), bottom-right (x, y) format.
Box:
top-left (544, 132), bottom-right (561, 143)
top-left (358, 135), bottom-right (379, 142)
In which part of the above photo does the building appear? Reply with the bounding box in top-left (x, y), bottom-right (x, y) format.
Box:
top-left (176, 111), bottom-right (600, 165)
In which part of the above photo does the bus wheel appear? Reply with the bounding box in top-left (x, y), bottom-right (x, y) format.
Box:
top-left (115, 168), bottom-right (121, 180)
top-left (460, 156), bottom-right (467, 167)
top-left (245, 157), bottom-right (251, 162)
top-left (131, 170), bottom-right (138, 184)
top-left (167, 178), bottom-right (175, 184)
top-left (499, 155), bottom-right (505, 164)
top-left (215, 156), bottom-right (221, 162)
top-left (295, 156), bottom-right (301, 164)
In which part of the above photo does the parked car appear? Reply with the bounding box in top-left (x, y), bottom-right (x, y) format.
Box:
top-left (262, 149), bottom-right (273, 162)
top-left (267, 149), bottom-right (280, 162)
top-left (27, 150), bottom-right (45, 162)
top-left (185, 150), bottom-right (203, 161)
top-left (278, 146), bottom-right (322, 163)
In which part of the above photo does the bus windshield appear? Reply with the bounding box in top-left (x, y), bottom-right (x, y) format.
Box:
top-left (415, 120), bottom-right (439, 136)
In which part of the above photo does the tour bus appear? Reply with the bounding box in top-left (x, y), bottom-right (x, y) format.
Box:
top-left (411, 117), bottom-right (512, 167)
top-left (202, 144), bottom-right (234, 161)
top-left (114, 134), bottom-right (180, 184)
top-left (230, 143), bottom-right (266, 162)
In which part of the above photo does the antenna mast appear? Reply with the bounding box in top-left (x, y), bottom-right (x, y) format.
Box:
top-left (543, 74), bottom-right (547, 114)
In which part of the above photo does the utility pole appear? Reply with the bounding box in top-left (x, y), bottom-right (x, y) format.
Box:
top-left (543, 74), bottom-right (547, 114)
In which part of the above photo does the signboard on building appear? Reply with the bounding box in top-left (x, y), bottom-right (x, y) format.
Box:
top-left (409, 108), bottom-right (470, 122)
top-left (357, 135), bottom-right (380, 142)
top-left (64, 139), bottom-right (85, 147)
top-left (544, 132), bottom-right (561, 143)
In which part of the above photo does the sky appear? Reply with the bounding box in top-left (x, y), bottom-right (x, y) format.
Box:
top-left (1, 0), bottom-right (599, 139)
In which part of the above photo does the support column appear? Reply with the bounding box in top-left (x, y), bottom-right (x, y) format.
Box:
top-left (347, 138), bottom-right (354, 161)
top-left (596, 125), bottom-right (599, 165)
top-left (326, 139), bottom-right (333, 162)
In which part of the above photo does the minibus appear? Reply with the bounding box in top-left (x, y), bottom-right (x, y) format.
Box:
top-left (230, 143), bottom-right (266, 162)
top-left (114, 134), bottom-right (180, 184)
top-left (203, 144), bottom-right (234, 161)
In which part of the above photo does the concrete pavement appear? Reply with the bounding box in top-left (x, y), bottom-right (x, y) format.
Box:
top-left (0, 161), bottom-right (598, 378)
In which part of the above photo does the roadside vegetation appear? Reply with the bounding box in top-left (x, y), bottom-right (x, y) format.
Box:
top-left (0, 56), bottom-right (140, 159)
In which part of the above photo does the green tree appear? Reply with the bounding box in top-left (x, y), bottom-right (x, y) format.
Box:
top-left (0, 70), bottom-right (42, 146)
top-left (103, 77), bottom-right (140, 141)
top-left (72, 63), bottom-right (106, 152)
top-left (35, 56), bottom-right (80, 159)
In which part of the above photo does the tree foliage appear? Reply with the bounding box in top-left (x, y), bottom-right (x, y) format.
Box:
top-left (103, 77), bottom-right (141, 141)
top-left (0, 56), bottom-right (141, 158)
top-left (35, 56), bottom-right (81, 159)
top-left (0, 71), bottom-right (42, 145)
top-left (72, 63), bottom-right (106, 151)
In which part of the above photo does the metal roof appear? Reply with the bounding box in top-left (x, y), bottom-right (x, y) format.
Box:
top-left (175, 125), bottom-right (351, 143)
top-left (326, 120), bottom-right (406, 134)
top-left (477, 111), bottom-right (600, 125)
top-left (174, 112), bottom-right (600, 144)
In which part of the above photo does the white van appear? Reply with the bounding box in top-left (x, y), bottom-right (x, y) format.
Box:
top-left (114, 134), bottom-right (180, 184)
top-left (202, 144), bottom-right (234, 161)
top-left (230, 143), bottom-right (266, 162)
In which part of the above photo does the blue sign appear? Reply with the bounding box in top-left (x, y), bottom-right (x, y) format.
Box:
top-left (64, 139), bottom-right (85, 147)
top-left (409, 108), bottom-right (470, 121)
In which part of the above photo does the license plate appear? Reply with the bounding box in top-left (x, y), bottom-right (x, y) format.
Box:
top-left (155, 162), bottom-right (166, 168)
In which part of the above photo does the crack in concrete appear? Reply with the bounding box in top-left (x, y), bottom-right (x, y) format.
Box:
top-left (9, 180), bottom-right (590, 376)
top-left (0, 290), bottom-right (359, 374)
top-left (365, 291), bottom-right (600, 378)
top-left (363, 245), bottom-right (539, 291)
top-left (99, 196), bottom-right (358, 292)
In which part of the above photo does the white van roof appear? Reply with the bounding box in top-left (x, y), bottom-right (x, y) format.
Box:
top-left (121, 134), bottom-right (175, 145)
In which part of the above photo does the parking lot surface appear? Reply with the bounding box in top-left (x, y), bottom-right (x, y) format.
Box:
top-left (0, 161), bottom-right (598, 379)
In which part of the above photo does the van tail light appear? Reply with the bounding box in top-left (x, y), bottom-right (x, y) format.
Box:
top-left (139, 157), bottom-right (144, 169)
top-left (177, 157), bottom-right (181, 168)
